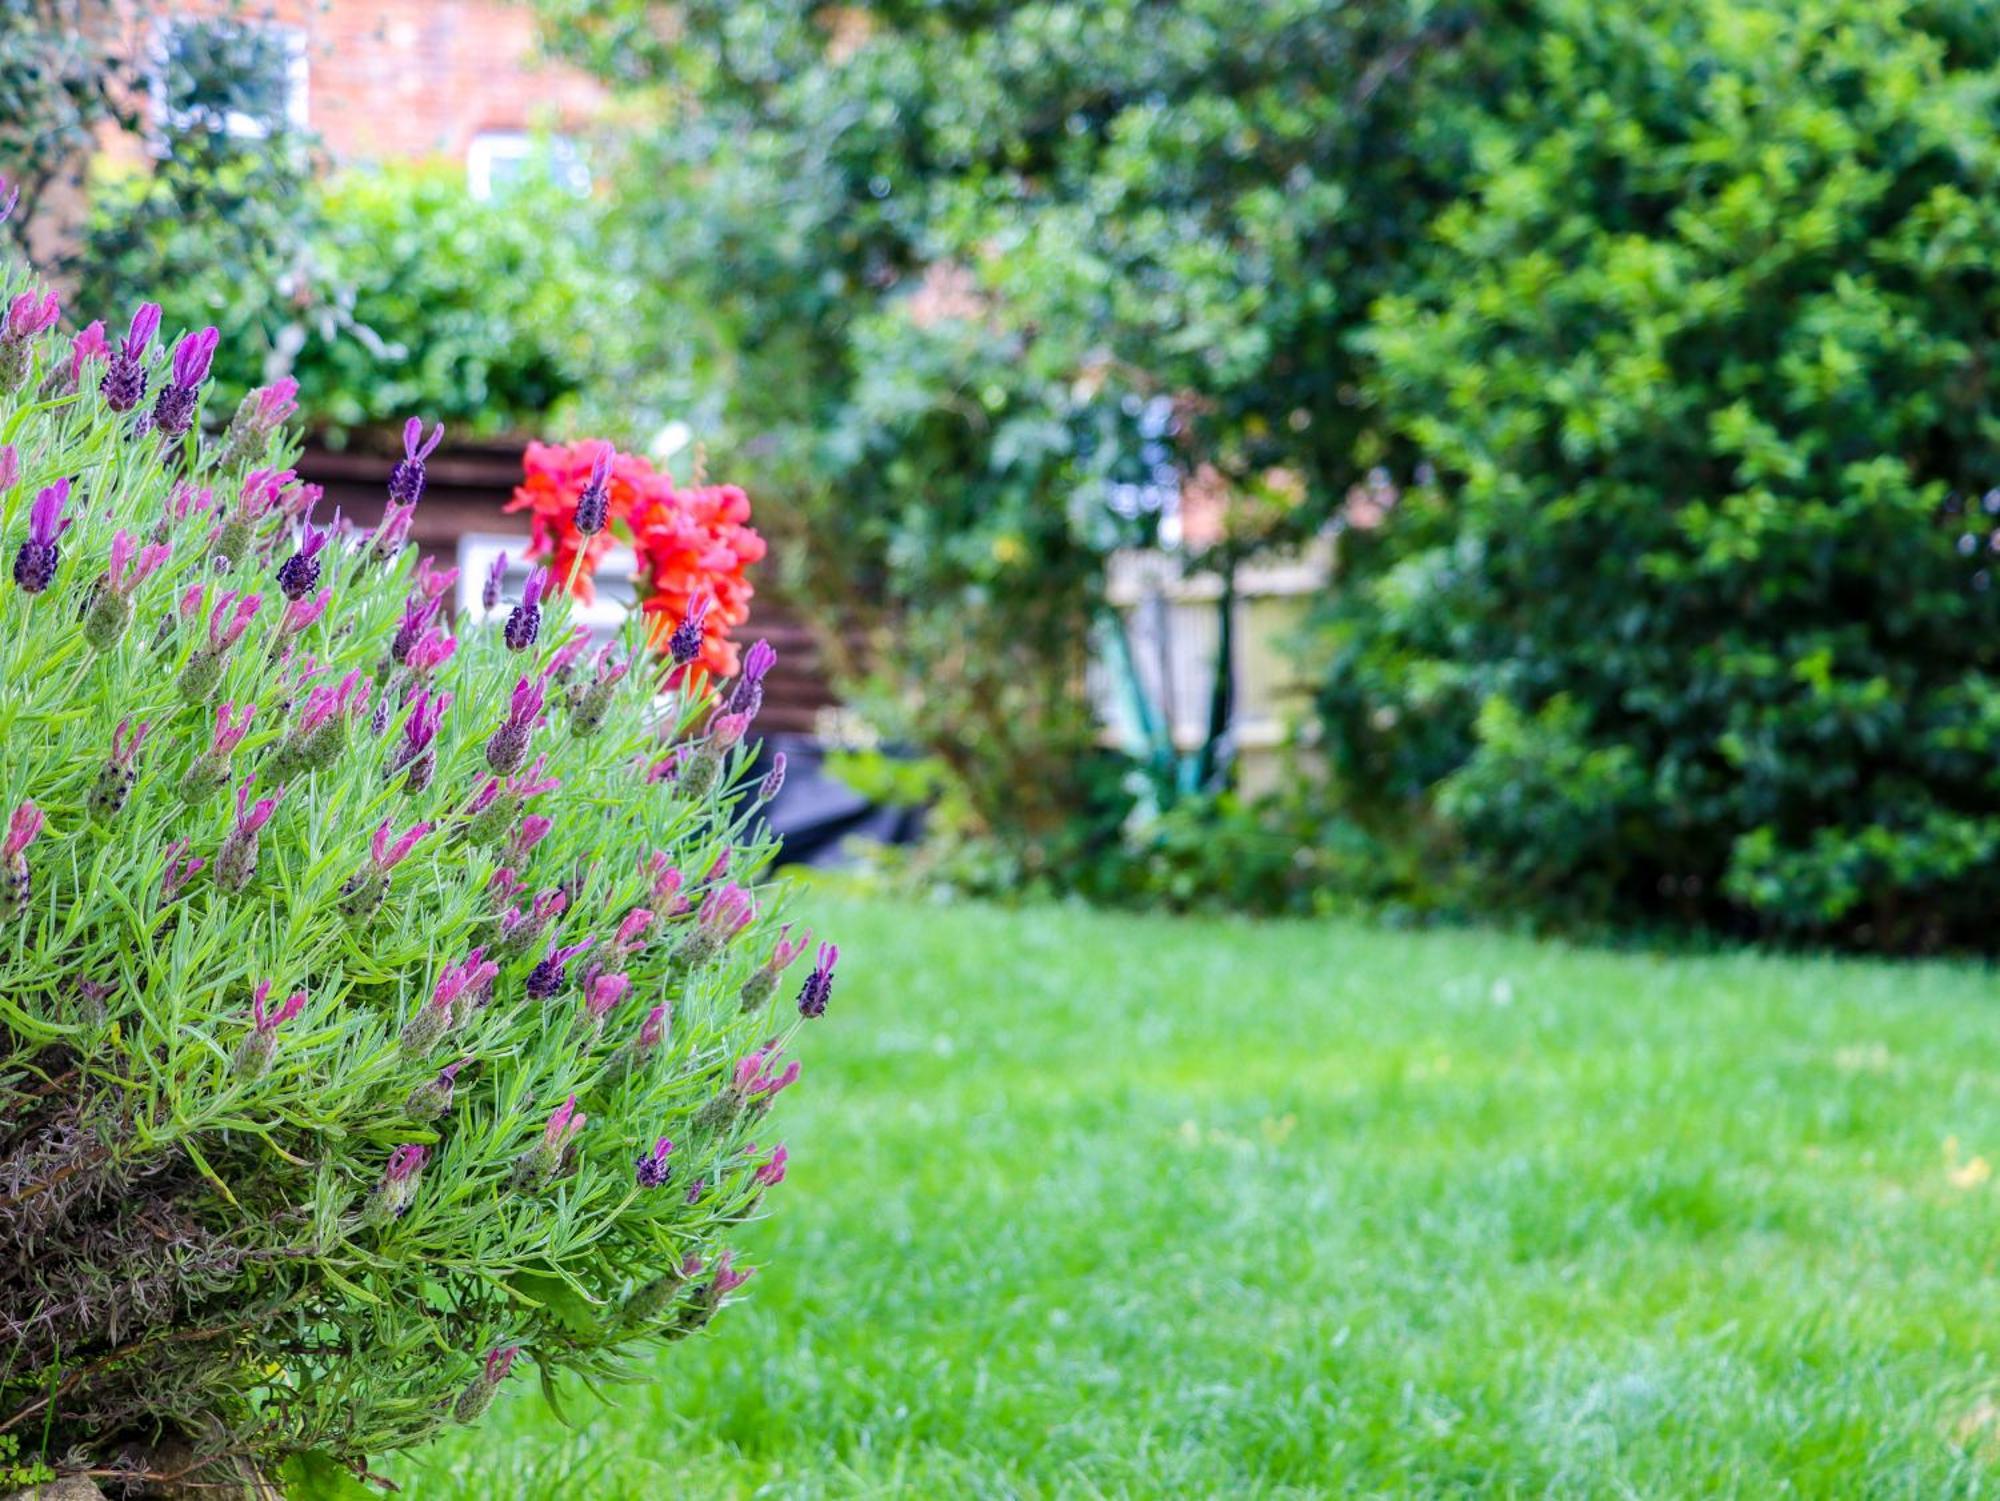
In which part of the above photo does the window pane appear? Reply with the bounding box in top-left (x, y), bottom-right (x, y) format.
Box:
top-left (160, 21), bottom-right (296, 132)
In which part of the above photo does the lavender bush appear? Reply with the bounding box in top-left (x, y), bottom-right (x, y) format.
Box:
top-left (0, 198), bottom-right (835, 1491)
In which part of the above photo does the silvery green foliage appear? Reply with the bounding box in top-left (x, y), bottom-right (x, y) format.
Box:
top-left (0, 245), bottom-right (820, 1484)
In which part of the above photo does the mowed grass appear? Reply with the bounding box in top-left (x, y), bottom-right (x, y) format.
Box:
top-left (389, 895), bottom-right (2000, 1498)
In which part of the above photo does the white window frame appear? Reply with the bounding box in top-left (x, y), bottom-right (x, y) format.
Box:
top-left (149, 17), bottom-right (309, 141)
top-left (467, 130), bottom-right (591, 202)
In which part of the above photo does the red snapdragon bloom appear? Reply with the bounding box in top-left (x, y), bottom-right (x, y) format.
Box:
top-left (506, 441), bottom-right (766, 682)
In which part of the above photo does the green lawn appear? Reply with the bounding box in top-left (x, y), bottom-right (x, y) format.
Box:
top-left (388, 894), bottom-right (2000, 1498)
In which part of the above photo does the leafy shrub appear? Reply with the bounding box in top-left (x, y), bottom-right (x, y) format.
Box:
top-left (0, 208), bottom-right (834, 1485)
top-left (1318, 0), bottom-right (2000, 948)
top-left (81, 159), bottom-right (598, 443)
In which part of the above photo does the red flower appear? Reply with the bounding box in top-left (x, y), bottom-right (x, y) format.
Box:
top-left (506, 442), bottom-right (764, 681)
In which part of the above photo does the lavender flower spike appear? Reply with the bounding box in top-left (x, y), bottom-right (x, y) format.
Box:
top-left (152, 326), bottom-right (220, 438)
top-left (234, 980), bottom-right (306, 1078)
top-left (575, 445), bottom-right (614, 535)
top-left (726, 638), bottom-right (777, 719)
top-left (12, 479), bottom-right (71, 594)
top-left (485, 674), bottom-right (547, 775)
top-left (86, 715), bottom-right (151, 821)
top-left (1, 800), bottom-right (44, 917)
top-left (453, 1345), bottom-right (520, 1424)
top-left (635, 1136), bottom-right (674, 1188)
top-left (277, 517), bottom-right (330, 600)
top-left (511, 1093), bottom-right (587, 1190)
top-left (758, 751), bottom-right (788, 804)
top-left (387, 688), bottom-right (451, 791)
top-left (504, 567), bottom-right (548, 651)
top-left (482, 549), bottom-right (509, 612)
top-left (406, 1056), bottom-right (471, 1120)
top-left (388, 416), bottom-right (445, 506)
top-left (101, 302), bottom-right (161, 412)
top-left (215, 777), bottom-right (286, 893)
top-left (83, 530), bottom-right (172, 651)
top-left (0, 289), bottom-right (60, 391)
top-left (364, 1144), bottom-right (430, 1225)
top-left (797, 941), bottom-right (839, 1019)
top-left (221, 376), bottom-right (298, 466)
top-left (668, 593), bottom-right (711, 667)
top-left (525, 935), bottom-right (595, 1000)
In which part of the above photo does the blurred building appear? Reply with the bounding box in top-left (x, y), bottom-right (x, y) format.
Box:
top-left (132, 2), bottom-right (602, 180)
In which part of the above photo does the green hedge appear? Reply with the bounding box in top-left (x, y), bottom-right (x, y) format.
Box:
top-left (1318, 0), bottom-right (2000, 947)
top-left (79, 158), bottom-right (596, 442)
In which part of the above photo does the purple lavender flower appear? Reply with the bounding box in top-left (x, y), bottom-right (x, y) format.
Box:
top-left (401, 943), bottom-right (490, 1052)
top-left (151, 326), bottom-right (220, 438)
top-left (525, 935), bottom-right (595, 999)
top-left (1, 800), bottom-right (43, 917)
top-left (12, 479), bottom-right (70, 594)
top-left (667, 594), bottom-right (711, 667)
top-left (753, 1143), bottom-right (789, 1189)
top-left (0, 176), bottom-right (17, 225)
top-left (504, 567), bottom-right (548, 651)
top-left (215, 777), bottom-right (286, 893)
top-left (51, 321), bottom-right (109, 398)
top-left (390, 589), bottom-right (446, 665)
top-left (568, 643), bottom-right (632, 737)
top-left (676, 882), bottom-right (756, 968)
top-left (371, 817), bottom-right (435, 872)
top-left (725, 639), bottom-right (777, 719)
top-left (83, 530), bottom-right (173, 651)
top-left (343, 814), bottom-right (434, 922)
top-left (416, 556), bottom-right (459, 601)
top-left (482, 549), bottom-right (509, 613)
top-left (582, 967), bottom-right (629, 1021)
top-left (509, 813), bottom-right (553, 862)
top-left (407, 1056), bottom-right (471, 1120)
top-left (276, 517), bottom-right (331, 600)
top-left (453, 1345), bottom-right (520, 1424)
top-left (612, 907), bottom-right (655, 955)
top-left (549, 624), bottom-right (590, 680)
top-left (160, 839), bottom-right (206, 901)
top-left (635, 1135), bottom-right (674, 1189)
top-left (640, 853), bottom-right (691, 916)
top-left (182, 700), bottom-right (255, 802)
top-left (758, 752), bottom-right (788, 804)
top-left (709, 1250), bottom-right (755, 1297)
top-left (511, 1094), bottom-right (588, 1190)
top-left (2, 289), bottom-right (59, 343)
top-left (485, 674), bottom-right (548, 775)
top-left (234, 980), bottom-right (306, 1078)
top-left (177, 589), bottom-right (264, 703)
top-left (87, 716), bottom-right (151, 820)
top-left (407, 628), bottom-right (458, 678)
top-left (387, 416), bottom-right (444, 506)
top-left (0, 289), bottom-right (60, 390)
top-left (368, 501), bottom-right (417, 564)
top-left (797, 941), bottom-right (839, 1019)
top-left (575, 445), bottom-right (614, 535)
top-left (387, 688), bottom-right (451, 791)
top-left (100, 303), bottom-right (161, 412)
top-left (364, 1144), bottom-right (430, 1225)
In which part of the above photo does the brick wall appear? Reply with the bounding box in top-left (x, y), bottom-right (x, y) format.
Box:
top-left (128, 0), bottom-right (603, 164)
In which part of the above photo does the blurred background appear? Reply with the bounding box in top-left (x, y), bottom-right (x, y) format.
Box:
top-left (16, 0), bottom-right (2000, 953)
